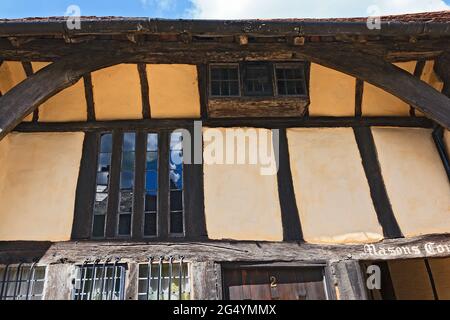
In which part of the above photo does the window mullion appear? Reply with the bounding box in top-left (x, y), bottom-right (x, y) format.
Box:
top-left (105, 131), bottom-right (123, 239)
top-left (158, 131), bottom-right (170, 240)
top-left (132, 131), bottom-right (146, 240)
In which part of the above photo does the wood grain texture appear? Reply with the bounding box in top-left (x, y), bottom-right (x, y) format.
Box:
top-left (2, 233), bottom-right (450, 265)
top-left (14, 117), bottom-right (434, 133)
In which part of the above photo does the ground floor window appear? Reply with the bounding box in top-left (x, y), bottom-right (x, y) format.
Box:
top-left (0, 264), bottom-right (46, 300)
top-left (138, 257), bottom-right (191, 300)
top-left (72, 263), bottom-right (126, 300)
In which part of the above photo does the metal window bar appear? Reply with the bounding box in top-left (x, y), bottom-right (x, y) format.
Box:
top-left (0, 263), bottom-right (45, 300)
top-left (73, 260), bottom-right (125, 301)
top-left (138, 256), bottom-right (190, 300)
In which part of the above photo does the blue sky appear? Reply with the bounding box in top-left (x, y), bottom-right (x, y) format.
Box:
top-left (0, 0), bottom-right (449, 19)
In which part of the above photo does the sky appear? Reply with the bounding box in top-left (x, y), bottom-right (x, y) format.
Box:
top-left (0, 0), bottom-right (449, 19)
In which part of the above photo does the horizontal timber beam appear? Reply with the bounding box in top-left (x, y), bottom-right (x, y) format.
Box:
top-left (0, 18), bottom-right (449, 37)
top-left (13, 117), bottom-right (434, 132)
top-left (1, 233), bottom-right (450, 265)
top-left (0, 38), bottom-right (448, 62)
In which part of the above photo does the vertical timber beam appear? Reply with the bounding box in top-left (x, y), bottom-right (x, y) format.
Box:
top-left (83, 74), bottom-right (96, 121)
top-left (72, 132), bottom-right (98, 240)
top-left (353, 127), bottom-right (403, 238)
top-left (409, 60), bottom-right (426, 116)
top-left (275, 129), bottom-right (303, 241)
top-left (137, 63), bottom-right (151, 119)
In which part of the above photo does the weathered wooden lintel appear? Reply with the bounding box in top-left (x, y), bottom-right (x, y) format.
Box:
top-left (1, 234), bottom-right (450, 266)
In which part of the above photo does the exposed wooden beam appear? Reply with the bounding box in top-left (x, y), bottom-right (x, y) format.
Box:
top-left (13, 117), bottom-right (434, 133)
top-left (409, 59), bottom-right (426, 116)
top-left (21, 61), bottom-right (39, 122)
top-left (276, 129), bottom-right (303, 241)
top-left (2, 233), bottom-right (450, 265)
top-left (0, 38), bottom-right (448, 63)
top-left (137, 63), bottom-right (151, 119)
top-left (435, 52), bottom-right (450, 98)
top-left (83, 73), bottom-right (96, 121)
top-left (0, 17), bottom-right (448, 37)
top-left (355, 79), bottom-right (364, 117)
top-left (353, 127), bottom-right (403, 239)
top-left (0, 53), bottom-right (126, 141)
top-left (302, 48), bottom-right (450, 129)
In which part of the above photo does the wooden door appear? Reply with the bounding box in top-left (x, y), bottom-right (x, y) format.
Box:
top-left (223, 266), bottom-right (328, 300)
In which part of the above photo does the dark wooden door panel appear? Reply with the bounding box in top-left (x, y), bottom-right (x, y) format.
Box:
top-left (223, 266), bottom-right (327, 300)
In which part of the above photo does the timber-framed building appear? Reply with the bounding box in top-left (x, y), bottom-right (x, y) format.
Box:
top-left (0, 11), bottom-right (449, 300)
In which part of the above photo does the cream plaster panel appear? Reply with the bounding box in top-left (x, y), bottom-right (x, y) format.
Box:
top-left (309, 63), bottom-right (355, 116)
top-left (0, 132), bottom-right (84, 241)
top-left (389, 259), bottom-right (434, 300)
top-left (203, 128), bottom-right (283, 241)
top-left (362, 62), bottom-right (416, 116)
top-left (287, 128), bottom-right (383, 244)
top-left (92, 64), bottom-right (142, 120)
top-left (31, 62), bottom-right (87, 122)
top-left (0, 61), bottom-right (32, 122)
top-left (372, 127), bottom-right (450, 237)
top-left (148, 64), bottom-right (201, 118)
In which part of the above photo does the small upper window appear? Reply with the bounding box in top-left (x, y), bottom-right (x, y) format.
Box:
top-left (275, 64), bottom-right (307, 96)
top-left (243, 64), bottom-right (273, 96)
top-left (210, 65), bottom-right (240, 97)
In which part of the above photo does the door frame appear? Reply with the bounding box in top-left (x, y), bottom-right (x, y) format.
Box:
top-left (220, 261), bottom-right (336, 300)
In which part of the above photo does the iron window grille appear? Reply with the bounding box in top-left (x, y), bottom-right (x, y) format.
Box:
top-left (0, 264), bottom-right (46, 300)
top-left (138, 256), bottom-right (190, 300)
top-left (72, 260), bottom-right (126, 300)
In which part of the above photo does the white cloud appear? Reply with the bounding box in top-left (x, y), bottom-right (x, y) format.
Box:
top-left (140, 0), bottom-right (175, 11)
top-left (188, 0), bottom-right (450, 19)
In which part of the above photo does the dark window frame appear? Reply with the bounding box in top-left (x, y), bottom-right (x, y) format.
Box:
top-left (72, 263), bottom-right (127, 300)
top-left (208, 63), bottom-right (241, 97)
top-left (273, 63), bottom-right (309, 97)
top-left (208, 61), bottom-right (309, 98)
top-left (241, 62), bottom-right (275, 97)
top-left (72, 126), bottom-right (207, 242)
top-left (0, 264), bottom-right (46, 300)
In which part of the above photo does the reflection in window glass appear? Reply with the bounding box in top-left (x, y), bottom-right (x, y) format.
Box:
top-left (93, 133), bottom-right (112, 238)
top-left (170, 132), bottom-right (184, 235)
top-left (0, 265), bottom-right (46, 300)
top-left (118, 133), bottom-right (136, 236)
top-left (144, 134), bottom-right (158, 237)
top-left (275, 65), bottom-right (306, 96)
top-left (244, 65), bottom-right (273, 96)
top-left (73, 264), bottom-right (125, 300)
top-left (138, 259), bottom-right (190, 300)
